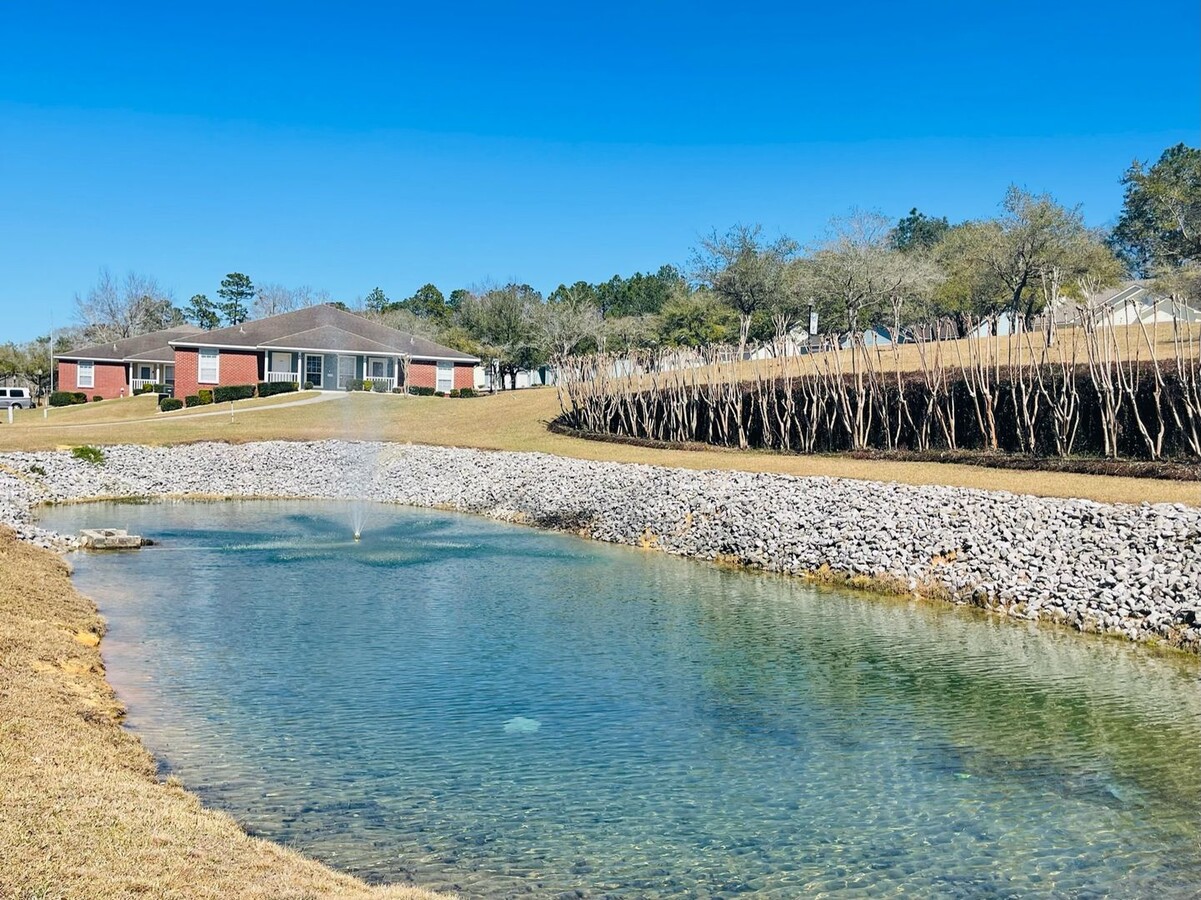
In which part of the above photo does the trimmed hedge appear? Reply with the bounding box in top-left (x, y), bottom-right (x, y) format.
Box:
top-left (214, 384), bottom-right (255, 403)
top-left (159, 398), bottom-right (184, 412)
top-left (91, 395), bottom-right (102, 403)
top-left (257, 381), bottom-right (298, 398)
top-left (49, 391), bottom-right (87, 407)
top-left (184, 395), bottom-right (201, 407)
top-left (409, 386), bottom-right (436, 396)
top-left (196, 389), bottom-right (214, 405)
top-left (450, 387), bottom-right (477, 398)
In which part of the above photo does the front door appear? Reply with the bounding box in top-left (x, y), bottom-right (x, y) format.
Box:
top-left (337, 355), bottom-right (356, 390)
top-left (270, 351), bottom-right (292, 378)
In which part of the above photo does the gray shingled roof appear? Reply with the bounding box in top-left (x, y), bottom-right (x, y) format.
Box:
top-left (56, 326), bottom-right (205, 362)
top-left (170, 305), bottom-right (478, 362)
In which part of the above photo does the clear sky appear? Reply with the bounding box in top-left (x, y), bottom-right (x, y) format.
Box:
top-left (2, 0), bottom-right (1198, 341)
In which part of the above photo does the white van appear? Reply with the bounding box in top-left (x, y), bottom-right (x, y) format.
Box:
top-left (0, 388), bottom-right (34, 409)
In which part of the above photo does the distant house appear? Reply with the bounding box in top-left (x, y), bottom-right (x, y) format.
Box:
top-left (169, 304), bottom-right (478, 397)
top-left (54, 306), bottom-right (479, 400)
top-left (55, 326), bottom-right (204, 399)
top-left (1056, 281), bottom-right (1201, 326)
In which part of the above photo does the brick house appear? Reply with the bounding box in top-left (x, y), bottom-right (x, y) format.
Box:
top-left (54, 326), bottom-right (204, 399)
top-left (169, 304), bottom-right (478, 398)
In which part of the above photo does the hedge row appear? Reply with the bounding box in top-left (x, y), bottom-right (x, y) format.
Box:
top-left (563, 362), bottom-right (1201, 463)
top-left (49, 391), bottom-right (88, 407)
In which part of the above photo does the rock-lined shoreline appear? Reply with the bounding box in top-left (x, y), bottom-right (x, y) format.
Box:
top-left (2, 440), bottom-right (1199, 652)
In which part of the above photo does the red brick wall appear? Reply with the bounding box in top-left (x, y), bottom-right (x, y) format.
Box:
top-left (408, 361), bottom-right (435, 389)
top-left (56, 360), bottom-right (128, 399)
top-left (217, 350), bottom-right (261, 388)
top-left (173, 348), bottom-right (261, 398)
top-left (173, 348), bottom-right (199, 399)
top-left (407, 360), bottom-right (475, 392)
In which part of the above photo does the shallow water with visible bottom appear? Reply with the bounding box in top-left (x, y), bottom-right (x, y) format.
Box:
top-left (39, 500), bottom-right (1201, 898)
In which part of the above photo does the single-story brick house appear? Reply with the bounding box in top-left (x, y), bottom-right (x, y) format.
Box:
top-left (169, 304), bottom-right (478, 398)
top-left (54, 326), bottom-right (205, 399)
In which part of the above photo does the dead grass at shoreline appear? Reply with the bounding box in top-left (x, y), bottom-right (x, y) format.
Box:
top-left (0, 529), bottom-right (448, 900)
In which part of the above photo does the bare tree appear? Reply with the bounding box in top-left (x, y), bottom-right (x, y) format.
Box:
top-left (74, 268), bottom-right (182, 343)
top-left (693, 224), bottom-right (798, 354)
top-left (539, 294), bottom-right (603, 356)
top-left (253, 283), bottom-right (301, 318)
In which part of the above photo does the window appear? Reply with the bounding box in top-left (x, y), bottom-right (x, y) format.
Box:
top-left (369, 357), bottom-right (387, 379)
top-left (305, 354), bottom-right (323, 387)
top-left (77, 360), bottom-right (94, 388)
top-left (138, 365), bottom-right (152, 380)
top-left (436, 361), bottom-right (454, 393)
top-left (198, 348), bottom-right (219, 384)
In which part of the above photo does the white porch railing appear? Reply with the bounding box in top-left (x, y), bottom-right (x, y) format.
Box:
top-left (265, 371), bottom-right (300, 383)
top-left (131, 378), bottom-right (166, 392)
top-left (362, 376), bottom-right (397, 392)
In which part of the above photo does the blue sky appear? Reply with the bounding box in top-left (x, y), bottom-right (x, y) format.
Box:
top-left (2, 0), bottom-right (1198, 341)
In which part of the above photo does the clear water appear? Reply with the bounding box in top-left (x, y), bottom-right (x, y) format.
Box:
top-left (39, 501), bottom-right (1201, 898)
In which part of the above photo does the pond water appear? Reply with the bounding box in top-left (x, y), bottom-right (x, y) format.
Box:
top-left (40, 501), bottom-right (1201, 898)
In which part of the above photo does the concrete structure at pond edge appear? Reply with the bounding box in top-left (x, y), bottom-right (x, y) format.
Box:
top-left (0, 440), bottom-right (1198, 652)
top-left (78, 528), bottom-right (146, 550)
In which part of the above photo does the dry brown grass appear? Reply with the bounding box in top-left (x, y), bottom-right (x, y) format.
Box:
top-left (2, 386), bottom-right (1196, 506)
top-left (0, 529), bottom-right (449, 900)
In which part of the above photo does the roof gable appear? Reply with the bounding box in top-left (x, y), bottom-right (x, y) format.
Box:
top-left (172, 305), bottom-right (477, 361)
top-left (56, 326), bottom-right (204, 362)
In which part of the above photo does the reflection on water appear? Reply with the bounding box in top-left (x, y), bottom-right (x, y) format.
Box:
top-left (40, 501), bottom-right (1201, 898)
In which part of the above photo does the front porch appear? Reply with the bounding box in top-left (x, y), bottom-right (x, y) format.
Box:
top-left (264, 351), bottom-right (406, 392)
top-left (129, 362), bottom-right (174, 394)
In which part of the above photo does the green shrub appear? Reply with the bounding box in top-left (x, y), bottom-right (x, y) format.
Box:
top-left (135, 383), bottom-right (164, 395)
top-left (196, 389), bottom-right (214, 405)
top-left (49, 391), bottom-right (85, 407)
top-left (71, 445), bottom-right (105, 465)
top-left (373, 380), bottom-right (390, 393)
top-left (159, 398), bottom-right (184, 412)
top-left (345, 379), bottom-right (365, 392)
top-left (303, 381), bottom-right (315, 391)
top-left (457, 387), bottom-right (477, 398)
top-left (391, 387), bottom-right (404, 394)
top-left (184, 395), bottom-right (200, 407)
top-left (92, 395), bottom-right (102, 403)
top-left (214, 384), bottom-right (256, 403)
top-left (73, 392), bottom-right (88, 404)
top-left (257, 381), bottom-right (298, 398)
top-left (409, 386), bottom-right (435, 396)
top-left (435, 391), bottom-right (448, 397)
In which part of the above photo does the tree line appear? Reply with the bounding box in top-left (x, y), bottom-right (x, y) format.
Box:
top-left (5, 143), bottom-right (1196, 396)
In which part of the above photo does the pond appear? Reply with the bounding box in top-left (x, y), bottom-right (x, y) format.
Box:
top-left (39, 500), bottom-right (1201, 898)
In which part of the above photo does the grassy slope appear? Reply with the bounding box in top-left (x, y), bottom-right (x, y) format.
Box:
top-left (1, 388), bottom-right (1196, 506)
top-left (0, 530), bottom-right (446, 900)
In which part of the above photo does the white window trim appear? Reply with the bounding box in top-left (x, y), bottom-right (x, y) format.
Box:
top-left (435, 360), bottom-right (454, 392)
top-left (77, 360), bottom-right (94, 388)
top-left (198, 348), bottom-right (220, 384)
